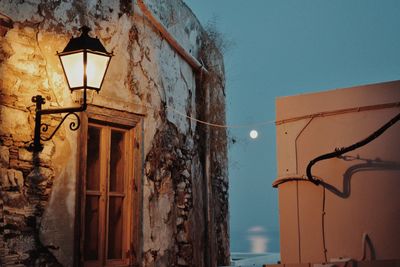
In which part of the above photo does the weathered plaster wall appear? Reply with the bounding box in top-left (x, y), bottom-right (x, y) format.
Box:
top-left (0, 0), bottom-right (229, 266)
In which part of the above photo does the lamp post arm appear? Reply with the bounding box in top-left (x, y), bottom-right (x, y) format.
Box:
top-left (38, 103), bottom-right (87, 115)
top-left (37, 88), bottom-right (87, 115)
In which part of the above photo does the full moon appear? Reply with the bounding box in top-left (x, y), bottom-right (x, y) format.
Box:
top-left (249, 130), bottom-right (258, 139)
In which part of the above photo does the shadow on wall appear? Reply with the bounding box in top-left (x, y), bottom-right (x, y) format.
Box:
top-left (321, 155), bottom-right (400, 199)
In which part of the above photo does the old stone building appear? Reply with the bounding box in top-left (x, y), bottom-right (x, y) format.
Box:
top-left (0, 0), bottom-right (229, 266)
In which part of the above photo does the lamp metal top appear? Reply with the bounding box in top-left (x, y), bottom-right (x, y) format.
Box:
top-left (61, 26), bottom-right (111, 55)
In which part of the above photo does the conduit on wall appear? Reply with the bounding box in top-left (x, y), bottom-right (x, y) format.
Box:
top-left (306, 110), bottom-right (400, 185)
top-left (136, 0), bottom-right (208, 74)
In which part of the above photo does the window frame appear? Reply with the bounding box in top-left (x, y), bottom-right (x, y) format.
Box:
top-left (75, 105), bottom-right (143, 267)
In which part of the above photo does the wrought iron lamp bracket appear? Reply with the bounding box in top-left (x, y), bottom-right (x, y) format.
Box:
top-left (27, 26), bottom-right (112, 153)
top-left (28, 93), bottom-right (87, 152)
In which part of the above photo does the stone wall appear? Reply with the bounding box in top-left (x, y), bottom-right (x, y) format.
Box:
top-left (0, 0), bottom-right (229, 266)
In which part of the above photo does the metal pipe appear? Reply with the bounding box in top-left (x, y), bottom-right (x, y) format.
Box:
top-left (275, 102), bottom-right (400, 126)
top-left (39, 89), bottom-right (87, 115)
top-left (136, 0), bottom-right (208, 74)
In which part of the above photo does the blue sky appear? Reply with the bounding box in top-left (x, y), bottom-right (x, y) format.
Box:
top-left (184, 0), bottom-right (400, 253)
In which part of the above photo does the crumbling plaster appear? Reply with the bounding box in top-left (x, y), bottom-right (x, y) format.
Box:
top-left (0, 0), bottom-right (229, 266)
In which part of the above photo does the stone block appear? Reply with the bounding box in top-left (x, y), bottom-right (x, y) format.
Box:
top-left (0, 106), bottom-right (31, 142)
top-left (2, 191), bottom-right (26, 208)
top-left (177, 257), bottom-right (187, 265)
top-left (6, 234), bottom-right (35, 253)
top-left (177, 181), bottom-right (186, 190)
top-left (0, 167), bottom-right (10, 187)
top-left (6, 169), bottom-right (24, 188)
top-left (1, 170), bottom-right (23, 191)
top-left (177, 229), bottom-right (188, 243)
top-left (181, 169), bottom-right (190, 178)
top-left (0, 146), bottom-right (10, 167)
top-left (18, 148), bottom-right (31, 161)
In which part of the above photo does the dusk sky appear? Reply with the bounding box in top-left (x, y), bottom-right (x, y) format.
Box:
top-left (184, 0), bottom-right (400, 253)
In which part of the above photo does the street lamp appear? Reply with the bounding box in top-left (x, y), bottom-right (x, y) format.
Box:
top-left (28, 26), bottom-right (113, 152)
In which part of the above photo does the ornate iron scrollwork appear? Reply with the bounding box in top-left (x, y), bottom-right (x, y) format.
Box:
top-left (40, 112), bottom-right (81, 142)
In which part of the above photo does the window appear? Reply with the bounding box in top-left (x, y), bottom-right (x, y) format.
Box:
top-left (76, 106), bottom-right (142, 267)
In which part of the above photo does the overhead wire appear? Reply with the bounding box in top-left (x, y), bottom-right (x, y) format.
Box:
top-left (88, 96), bottom-right (399, 130)
top-left (166, 105), bottom-right (275, 129)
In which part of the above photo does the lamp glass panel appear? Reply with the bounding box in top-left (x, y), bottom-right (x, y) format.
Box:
top-left (60, 52), bottom-right (84, 88)
top-left (87, 52), bottom-right (110, 89)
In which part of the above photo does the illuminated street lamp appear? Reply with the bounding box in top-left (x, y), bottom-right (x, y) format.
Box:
top-left (28, 26), bottom-right (113, 152)
top-left (58, 26), bottom-right (112, 91)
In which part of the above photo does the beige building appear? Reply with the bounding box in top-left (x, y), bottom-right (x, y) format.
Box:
top-left (0, 1), bottom-right (229, 266)
top-left (269, 81), bottom-right (400, 267)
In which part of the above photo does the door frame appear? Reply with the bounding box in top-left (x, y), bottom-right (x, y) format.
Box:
top-left (74, 105), bottom-right (143, 267)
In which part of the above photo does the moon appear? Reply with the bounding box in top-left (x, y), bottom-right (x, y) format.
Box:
top-left (249, 130), bottom-right (258, 139)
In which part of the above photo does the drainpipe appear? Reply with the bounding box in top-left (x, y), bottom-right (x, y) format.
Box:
top-left (136, 0), bottom-right (208, 74)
